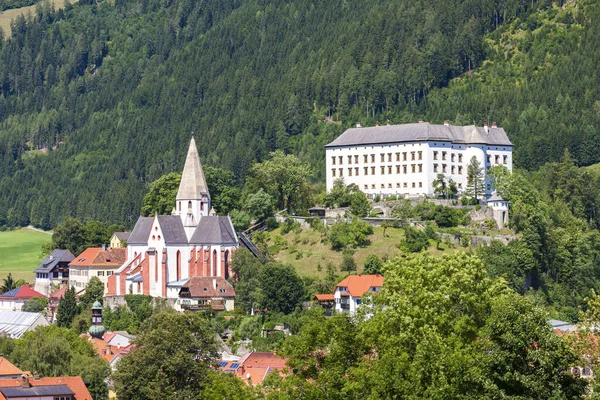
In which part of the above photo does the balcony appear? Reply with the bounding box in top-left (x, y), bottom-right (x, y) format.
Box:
top-left (181, 300), bottom-right (225, 312)
top-left (339, 303), bottom-right (350, 310)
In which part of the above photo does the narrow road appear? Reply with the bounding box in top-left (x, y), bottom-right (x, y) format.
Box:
top-left (26, 225), bottom-right (52, 235)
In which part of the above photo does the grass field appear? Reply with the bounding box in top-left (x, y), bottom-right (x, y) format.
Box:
top-left (264, 225), bottom-right (462, 277)
top-left (0, 0), bottom-right (78, 37)
top-left (0, 227), bottom-right (51, 283)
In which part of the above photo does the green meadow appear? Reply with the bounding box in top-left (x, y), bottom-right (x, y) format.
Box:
top-left (0, 228), bottom-right (51, 283)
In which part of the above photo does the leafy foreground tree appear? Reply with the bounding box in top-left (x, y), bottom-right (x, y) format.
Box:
top-left (21, 296), bottom-right (48, 313)
top-left (362, 254), bottom-right (383, 275)
top-left (266, 252), bottom-right (586, 399)
top-left (9, 325), bottom-right (109, 400)
top-left (113, 311), bottom-right (253, 399)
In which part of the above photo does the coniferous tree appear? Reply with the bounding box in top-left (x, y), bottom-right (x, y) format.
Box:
top-left (56, 287), bottom-right (78, 328)
top-left (466, 156), bottom-right (485, 201)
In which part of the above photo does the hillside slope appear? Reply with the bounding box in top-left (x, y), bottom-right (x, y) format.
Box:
top-left (0, 0), bottom-right (595, 228)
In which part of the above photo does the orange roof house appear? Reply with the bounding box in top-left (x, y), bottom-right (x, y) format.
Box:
top-left (0, 373), bottom-right (92, 400)
top-left (218, 351), bottom-right (288, 386)
top-left (0, 358), bottom-right (21, 380)
top-left (69, 247), bottom-right (127, 295)
top-left (314, 274), bottom-right (384, 315)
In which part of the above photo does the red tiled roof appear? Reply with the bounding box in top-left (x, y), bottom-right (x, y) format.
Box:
top-left (70, 248), bottom-right (127, 268)
top-left (242, 352), bottom-right (287, 369)
top-left (49, 286), bottom-right (68, 300)
top-left (336, 274), bottom-right (384, 297)
top-left (0, 285), bottom-right (46, 300)
top-left (313, 294), bottom-right (334, 301)
top-left (0, 358), bottom-right (21, 376)
top-left (0, 376), bottom-right (92, 400)
top-left (183, 277), bottom-right (236, 298)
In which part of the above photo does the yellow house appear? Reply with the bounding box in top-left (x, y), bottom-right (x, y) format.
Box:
top-left (110, 232), bottom-right (130, 248)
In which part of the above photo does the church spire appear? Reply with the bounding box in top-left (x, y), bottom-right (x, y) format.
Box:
top-left (176, 137), bottom-right (210, 201)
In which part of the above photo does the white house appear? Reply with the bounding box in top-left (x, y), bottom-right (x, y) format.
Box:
top-left (0, 285), bottom-right (46, 312)
top-left (329, 274), bottom-right (383, 314)
top-left (325, 121), bottom-right (513, 198)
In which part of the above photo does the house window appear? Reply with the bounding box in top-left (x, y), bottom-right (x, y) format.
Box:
top-left (396, 153), bottom-right (400, 161)
top-left (458, 183), bottom-right (463, 189)
top-left (107, 271), bottom-right (113, 276)
top-left (380, 154), bottom-right (385, 162)
top-left (434, 164), bottom-right (438, 173)
top-left (332, 169), bottom-right (336, 177)
top-left (487, 155), bottom-right (491, 164)
top-left (451, 166), bottom-right (455, 174)
top-left (364, 185), bottom-right (368, 190)
top-left (381, 184), bottom-right (385, 188)
top-left (418, 151), bottom-right (422, 160)
top-left (412, 182), bottom-right (416, 188)
top-left (371, 184), bottom-right (376, 189)
top-left (458, 166), bottom-right (463, 175)
top-left (451, 153), bottom-right (455, 162)
top-left (433, 151), bottom-right (438, 160)
top-left (396, 183), bottom-right (401, 188)
top-left (419, 182), bottom-right (423, 188)
top-left (442, 152), bottom-right (447, 160)
top-left (458, 154), bottom-right (463, 163)
top-left (364, 167), bottom-right (368, 175)
top-left (403, 182), bottom-right (408, 187)
top-left (371, 166), bottom-right (376, 175)
top-left (348, 155), bottom-right (352, 164)
top-left (97, 271), bottom-right (105, 276)
top-left (332, 156), bottom-right (336, 165)
top-left (388, 183), bottom-right (392, 188)
top-left (442, 164), bottom-right (447, 173)
top-left (503, 155), bottom-right (508, 164)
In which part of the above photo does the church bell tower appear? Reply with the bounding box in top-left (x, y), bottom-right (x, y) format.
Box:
top-left (173, 137), bottom-right (211, 239)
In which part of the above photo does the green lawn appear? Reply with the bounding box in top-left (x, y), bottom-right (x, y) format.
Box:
top-left (0, 228), bottom-right (51, 283)
top-left (263, 225), bottom-right (461, 277)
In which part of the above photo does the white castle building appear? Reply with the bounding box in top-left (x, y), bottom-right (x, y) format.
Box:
top-left (107, 137), bottom-right (238, 298)
top-left (325, 121), bottom-right (513, 198)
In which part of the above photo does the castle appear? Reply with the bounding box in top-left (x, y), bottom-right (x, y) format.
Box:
top-left (107, 137), bottom-right (238, 298)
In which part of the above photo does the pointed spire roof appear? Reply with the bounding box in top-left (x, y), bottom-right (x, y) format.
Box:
top-left (176, 137), bottom-right (210, 200)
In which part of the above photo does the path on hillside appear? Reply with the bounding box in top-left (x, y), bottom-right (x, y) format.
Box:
top-left (0, 0), bottom-right (78, 37)
top-left (26, 225), bottom-right (52, 234)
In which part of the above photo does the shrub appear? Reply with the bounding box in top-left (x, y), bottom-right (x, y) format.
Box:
top-left (399, 227), bottom-right (429, 253)
top-left (373, 195), bottom-right (381, 203)
top-left (340, 254), bottom-right (357, 272)
top-left (327, 219), bottom-right (373, 251)
top-left (363, 254), bottom-right (383, 275)
top-left (265, 217), bottom-right (279, 230)
top-left (281, 218), bottom-right (300, 234)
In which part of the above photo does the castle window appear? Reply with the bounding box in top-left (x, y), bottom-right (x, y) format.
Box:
top-left (411, 152), bottom-right (415, 161)
top-left (364, 155), bottom-right (368, 163)
top-left (348, 155), bottom-right (352, 164)
top-left (434, 164), bottom-right (438, 173)
top-left (403, 165), bottom-right (407, 174)
top-left (458, 166), bottom-right (463, 175)
top-left (332, 156), bottom-right (336, 165)
top-left (396, 165), bottom-right (400, 174)
top-left (332, 169), bottom-right (336, 177)
top-left (380, 154), bottom-right (385, 162)
top-left (442, 152), bottom-right (447, 160)
top-left (371, 184), bottom-right (375, 189)
top-left (403, 182), bottom-right (408, 188)
top-left (355, 167), bottom-right (359, 176)
top-left (364, 185), bottom-right (368, 190)
top-left (380, 166), bottom-right (385, 175)
top-left (371, 154), bottom-right (375, 163)
top-left (348, 168), bottom-right (352, 176)
top-left (354, 155), bottom-right (359, 164)
top-left (381, 184), bottom-right (385, 189)
top-left (403, 152), bottom-right (407, 161)
top-left (371, 166), bottom-right (376, 175)
top-left (451, 153), bottom-right (455, 162)
top-left (451, 166), bottom-right (455, 174)
top-left (364, 167), bottom-right (368, 175)
top-left (411, 165), bottom-right (416, 173)
top-left (339, 156), bottom-right (343, 164)
top-left (396, 153), bottom-right (400, 161)
top-left (442, 164), bottom-right (447, 173)
top-left (388, 166), bottom-right (392, 174)
top-left (339, 168), bottom-right (343, 176)
top-left (433, 151), bottom-right (438, 160)
top-left (418, 164), bottom-right (422, 173)
top-left (388, 153), bottom-right (392, 162)
top-left (418, 151), bottom-right (422, 160)
top-left (503, 155), bottom-right (508, 164)
top-left (412, 182), bottom-right (416, 188)
top-left (458, 154), bottom-right (463, 163)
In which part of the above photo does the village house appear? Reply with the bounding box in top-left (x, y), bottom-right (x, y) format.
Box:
top-left (219, 351), bottom-right (288, 386)
top-left (0, 310), bottom-right (48, 338)
top-left (108, 137), bottom-right (239, 299)
top-left (109, 232), bottom-right (130, 249)
top-left (0, 358), bottom-right (23, 381)
top-left (69, 246), bottom-right (127, 294)
top-left (315, 274), bottom-right (384, 314)
top-left (325, 121), bottom-right (513, 198)
top-left (177, 276), bottom-right (236, 312)
top-left (0, 372), bottom-right (92, 400)
top-left (0, 285), bottom-right (46, 312)
top-left (33, 249), bottom-right (75, 296)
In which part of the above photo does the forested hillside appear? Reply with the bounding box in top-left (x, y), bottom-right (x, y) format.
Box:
top-left (0, 0), bottom-right (596, 229)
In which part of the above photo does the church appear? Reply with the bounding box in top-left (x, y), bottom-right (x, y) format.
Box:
top-left (107, 137), bottom-right (238, 298)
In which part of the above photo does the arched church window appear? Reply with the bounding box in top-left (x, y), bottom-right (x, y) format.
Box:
top-left (176, 251), bottom-right (181, 281)
top-left (212, 250), bottom-right (217, 276)
top-left (224, 250), bottom-right (230, 280)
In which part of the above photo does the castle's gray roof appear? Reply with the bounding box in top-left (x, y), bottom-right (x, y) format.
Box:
top-left (190, 216), bottom-right (238, 245)
top-left (487, 194), bottom-right (506, 202)
top-left (127, 216), bottom-right (154, 245)
top-left (176, 137), bottom-right (210, 200)
top-left (325, 122), bottom-right (512, 148)
top-left (34, 249), bottom-right (75, 273)
top-left (156, 215), bottom-right (188, 244)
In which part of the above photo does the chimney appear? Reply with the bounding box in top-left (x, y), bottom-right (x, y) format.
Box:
top-left (418, 120), bottom-right (425, 123)
top-left (21, 374), bottom-right (31, 388)
top-left (492, 122), bottom-right (497, 128)
top-left (102, 244), bottom-right (106, 252)
top-left (444, 120), bottom-right (450, 126)
top-left (375, 121), bottom-right (380, 127)
top-left (356, 122), bottom-right (362, 128)
top-left (483, 123), bottom-right (489, 133)
top-left (386, 120), bottom-right (391, 126)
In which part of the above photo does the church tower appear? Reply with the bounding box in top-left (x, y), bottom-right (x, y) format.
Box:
top-left (174, 137), bottom-right (211, 239)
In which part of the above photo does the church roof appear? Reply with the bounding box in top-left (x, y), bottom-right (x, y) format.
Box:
top-left (156, 216), bottom-right (188, 244)
top-left (190, 216), bottom-right (238, 245)
top-left (176, 137), bottom-right (210, 200)
top-left (325, 122), bottom-right (512, 148)
top-left (127, 216), bottom-right (154, 245)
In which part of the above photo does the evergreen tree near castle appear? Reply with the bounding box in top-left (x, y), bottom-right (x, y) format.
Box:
top-left (466, 156), bottom-right (485, 201)
top-left (56, 287), bottom-right (78, 328)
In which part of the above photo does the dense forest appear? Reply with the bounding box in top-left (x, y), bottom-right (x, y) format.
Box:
top-left (0, 0), bottom-right (597, 229)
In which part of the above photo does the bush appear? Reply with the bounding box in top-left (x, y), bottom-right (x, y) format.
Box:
top-left (327, 219), bottom-right (373, 251)
top-left (340, 254), bottom-right (357, 272)
top-left (265, 217), bottom-right (279, 230)
top-left (281, 218), bottom-right (301, 235)
top-left (373, 195), bottom-right (381, 203)
top-left (399, 227), bottom-right (429, 253)
top-left (363, 254), bottom-right (383, 275)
